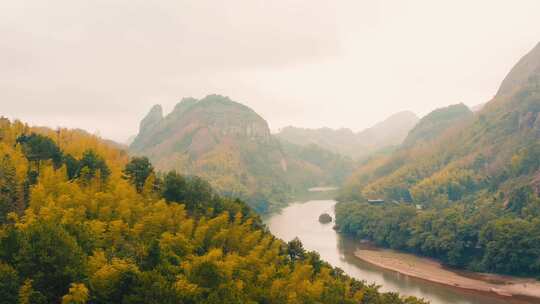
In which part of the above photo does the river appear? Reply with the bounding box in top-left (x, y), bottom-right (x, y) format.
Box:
top-left (265, 198), bottom-right (537, 304)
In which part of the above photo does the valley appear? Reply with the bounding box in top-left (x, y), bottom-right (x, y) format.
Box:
top-left (266, 197), bottom-right (540, 304)
top-left (1, 2), bottom-right (540, 302)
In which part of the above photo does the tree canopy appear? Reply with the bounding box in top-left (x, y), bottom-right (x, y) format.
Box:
top-left (0, 118), bottom-right (427, 304)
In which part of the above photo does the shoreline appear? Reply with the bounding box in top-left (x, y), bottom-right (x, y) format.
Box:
top-left (354, 247), bottom-right (540, 302)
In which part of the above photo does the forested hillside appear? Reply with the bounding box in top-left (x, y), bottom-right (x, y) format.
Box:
top-left (276, 111), bottom-right (419, 160)
top-left (401, 103), bottom-right (472, 147)
top-left (336, 42), bottom-right (540, 276)
top-left (130, 95), bottom-right (354, 213)
top-left (0, 117), bottom-right (426, 304)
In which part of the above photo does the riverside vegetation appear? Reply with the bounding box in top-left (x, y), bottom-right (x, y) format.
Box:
top-left (0, 118), bottom-right (428, 304)
top-left (336, 42), bottom-right (540, 277)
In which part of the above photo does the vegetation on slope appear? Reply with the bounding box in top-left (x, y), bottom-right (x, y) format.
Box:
top-left (0, 118), bottom-right (426, 304)
top-left (401, 103), bottom-right (473, 147)
top-left (336, 43), bottom-right (540, 277)
top-left (130, 95), bottom-right (355, 213)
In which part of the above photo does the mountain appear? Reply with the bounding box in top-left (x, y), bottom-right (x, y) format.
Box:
top-left (356, 111), bottom-right (420, 147)
top-left (130, 94), bottom-right (353, 211)
top-left (336, 42), bottom-right (540, 276)
top-left (276, 111), bottom-right (419, 159)
top-left (130, 95), bottom-right (288, 206)
top-left (496, 41), bottom-right (540, 97)
top-left (0, 117), bottom-right (425, 304)
top-left (401, 103), bottom-right (473, 147)
top-left (471, 102), bottom-right (486, 112)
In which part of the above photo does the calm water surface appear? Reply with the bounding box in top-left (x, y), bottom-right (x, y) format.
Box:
top-left (265, 199), bottom-right (535, 304)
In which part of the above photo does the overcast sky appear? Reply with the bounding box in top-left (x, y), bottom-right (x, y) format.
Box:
top-left (1, 0), bottom-right (539, 142)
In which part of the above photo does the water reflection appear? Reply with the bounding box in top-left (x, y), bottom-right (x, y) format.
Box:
top-left (265, 199), bottom-right (537, 304)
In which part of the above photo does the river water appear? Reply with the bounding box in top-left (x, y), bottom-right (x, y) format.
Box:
top-left (265, 199), bottom-right (535, 304)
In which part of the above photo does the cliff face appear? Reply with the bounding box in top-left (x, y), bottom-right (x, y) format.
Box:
top-left (130, 95), bottom-right (288, 203)
top-left (131, 95), bottom-right (274, 157)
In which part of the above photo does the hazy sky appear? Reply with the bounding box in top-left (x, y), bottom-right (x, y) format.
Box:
top-left (2, 0), bottom-right (539, 142)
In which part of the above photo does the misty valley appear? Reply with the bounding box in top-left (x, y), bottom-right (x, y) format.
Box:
top-left (2, 2), bottom-right (540, 304)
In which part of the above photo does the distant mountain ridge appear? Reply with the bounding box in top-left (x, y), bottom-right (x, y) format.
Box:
top-left (130, 94), bottom-right (353, 212)
top-left (276, 111), bottom-right (419, 159)
top-left (341, 40), bottom-right (540, 204)
top-left (401, 103), bottom-right (473, 147)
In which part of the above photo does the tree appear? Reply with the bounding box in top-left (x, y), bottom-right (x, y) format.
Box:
top-left (0, 262), bottom-right (19, 304)
top-left (16, 133), bottom-right (63, 168)
top-left (77, 150), bottom-right (110, 182)
top-left (16, 221), bottom-right (87, 302)
top-left (161, 172), bottom-right (214, 212)
top-left (18, 279), bottom-right (47, 304)
top-left (61, 283), bottom-right (89, 304)
top-left (287, 237), bottom-right (306, 262)
top-left (161, 171), bottom-right (187, 203)
top-left (506, 186), bottom-right (533, 215)
top-left (122, 157), bottom-right (154, 192)
top-left (63, 154), bottom-right (79, 180)
top-left (0, 155), bottom-right (18, 222)
top-left (479, 218), bottom-right (537, 274)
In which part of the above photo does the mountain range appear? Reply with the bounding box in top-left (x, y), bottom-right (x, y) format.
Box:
top-left (129, 94), bottom-right (354, 212)
top-left (276, 111), bottom-right (419, 159)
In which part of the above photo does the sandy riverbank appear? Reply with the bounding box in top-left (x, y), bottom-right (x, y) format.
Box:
top-left (355, 248), bottom-right (540, 300)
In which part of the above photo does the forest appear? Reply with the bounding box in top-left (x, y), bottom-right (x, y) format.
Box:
top-left (336, 45), bottom-right (540, 277)
top-left (0, 117), bottom-right (427, 304)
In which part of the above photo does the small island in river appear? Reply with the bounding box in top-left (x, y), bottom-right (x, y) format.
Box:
top-left (319, 213), bottom-right (333, 223)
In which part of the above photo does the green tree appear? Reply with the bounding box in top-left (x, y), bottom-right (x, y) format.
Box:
top-left (16, 133), bottom-right (63, 168)
top-left (161, 172), bottom-right (214, 213)
top-left (62, 154), bottom-right (79, 180)
top-left (16, 221), bottom-right (87, 302)
top-left (77, 150), bottom-right (110, 182)
top-left (287, 237), bottom-right (306, 262)
top-left (0, 262), bottom-right (19, 304)
top-left (122, 157), bottom-right (154, 192)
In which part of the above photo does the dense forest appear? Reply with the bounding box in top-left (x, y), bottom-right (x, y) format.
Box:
top-left (336, 43), bottom-right (540, 277)
top-left (0, 117), bottom-right (427, 304)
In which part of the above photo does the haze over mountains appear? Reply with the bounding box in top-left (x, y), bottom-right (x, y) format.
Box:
top-left (127, 86), bottom-right (493, 213)
top-left (2, 1), bottom-right (540, 302)
top-left (276, 111), bottom-right (419, 159)
top-left (129, 94), bottom-right (354, 211)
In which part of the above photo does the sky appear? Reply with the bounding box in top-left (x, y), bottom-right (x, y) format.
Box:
top-left (1, 0), bottom-right (540, 142)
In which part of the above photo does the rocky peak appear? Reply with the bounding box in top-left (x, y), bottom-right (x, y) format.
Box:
top-left (139, 104), bottom-right (163, 134)
top-left (497, 42), bottom-right (540, 97)
top-left (171, 97), bottom-right (198, 117)
top-left (186, 95), bottom-right (271, 142)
